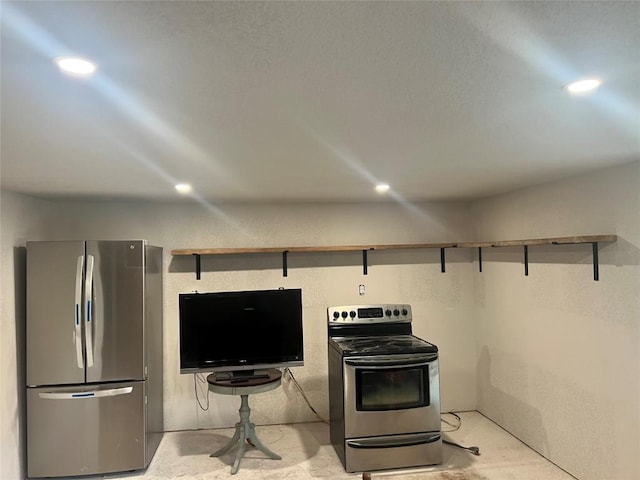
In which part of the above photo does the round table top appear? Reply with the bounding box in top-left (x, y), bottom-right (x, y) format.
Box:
top-left (207, 369), bottom-right (282, 395)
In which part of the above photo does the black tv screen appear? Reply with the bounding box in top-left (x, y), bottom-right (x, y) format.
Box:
top-left (179, 288), bottom-right (304, 374)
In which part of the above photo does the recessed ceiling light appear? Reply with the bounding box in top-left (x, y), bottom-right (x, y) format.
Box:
top-left (55, 56), bottom-right (97, 77)
top-left (375, 184), bottom-right (390, 194)
top-left (565, 78), bottom-right (601, 95)
top-left (174, 183), bottom-right (193, 194)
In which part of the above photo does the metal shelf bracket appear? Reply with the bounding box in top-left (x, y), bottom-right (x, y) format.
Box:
top-left (362, 249), bottom-right (368, 275)
top-left (282, 250), bottom-right (289, 277)
top-left (193, 253), bottom-right (201, 280)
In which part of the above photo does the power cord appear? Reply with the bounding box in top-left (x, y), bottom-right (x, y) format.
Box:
top-left (442, 439), bottom-right (480, 456)
top-left (283, 368), bottom-right (328, 424)
top-left (441, 412), bottom-right (480, 456)
top-left (441, 411), bottom-right (461, 432)
top-left (193, 373), bottom-right (210, 411)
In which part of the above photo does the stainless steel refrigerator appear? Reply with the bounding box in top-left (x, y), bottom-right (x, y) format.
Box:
top-left (25, 240), bottom-right (163, 478)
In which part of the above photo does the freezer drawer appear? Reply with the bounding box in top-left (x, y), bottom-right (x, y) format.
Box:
top-left (27, 381), bottom-right (146, 478)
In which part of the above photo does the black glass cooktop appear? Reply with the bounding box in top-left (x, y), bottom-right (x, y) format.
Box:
top-left (330, 334), bottom-right (438, 356)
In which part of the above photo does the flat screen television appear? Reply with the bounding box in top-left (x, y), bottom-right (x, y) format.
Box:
top-left (179, 288), bottom-right (304, 377)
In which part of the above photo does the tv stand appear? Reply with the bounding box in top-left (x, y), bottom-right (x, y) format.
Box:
top-left (207, 369), bottom-right (283, 475)
top-left (215, 370), bottom-right (271, 383)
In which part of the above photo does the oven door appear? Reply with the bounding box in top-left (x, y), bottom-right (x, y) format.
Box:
top-left (343, 353), bottom-right (440, 438)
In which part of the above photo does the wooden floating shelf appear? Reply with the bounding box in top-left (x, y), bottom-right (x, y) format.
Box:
top-left (464, 235), bottom-right (617, 248)
top-left (171, 235), bottom-right (616, 281)
top-left (172, 235), bottom-right (616, 256)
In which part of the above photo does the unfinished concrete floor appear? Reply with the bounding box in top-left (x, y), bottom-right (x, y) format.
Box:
top-left (104, 411), bottom-right (576, 480)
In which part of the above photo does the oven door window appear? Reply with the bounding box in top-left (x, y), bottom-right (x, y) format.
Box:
top-left (355, 365), bottom-right (430, 411)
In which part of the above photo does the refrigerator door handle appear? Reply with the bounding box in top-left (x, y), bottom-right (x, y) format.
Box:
top-left (74, 256), bottom-right (84, 369)
top-left (84, 255), bottom-right (95, 367)
top-left (38, 386), bottom-right (134, 400)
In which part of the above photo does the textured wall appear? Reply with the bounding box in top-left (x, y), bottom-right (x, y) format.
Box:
top-left (471, 161), bottom-right (640, 480)
top-left (0, 192), bottom-right (57, 480)
top-left (0, 195), bottom-right (476, 480)
top-left (3, 162), bottom-right (636, 480)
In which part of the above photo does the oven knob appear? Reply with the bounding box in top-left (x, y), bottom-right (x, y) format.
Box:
top-left (333, 311), bottom-right (340, 319)
top-left (393, 309), bottom-right (400, 316)
top-left (402, 308), bottom-right (408, 316)
top-left (349, 310), bottom-right (356, 319)
top-left (385, 309), bottom-right (392, 316)
top-left (341, 311), bottom-right (348, 319)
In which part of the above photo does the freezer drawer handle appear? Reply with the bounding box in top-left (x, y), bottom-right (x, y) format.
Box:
top-left (38, 386), bottom-right (133, 400)
top-left (74, 256), bottom-right (84, 369)
top-left (347, 433), bottom-right (441, 449)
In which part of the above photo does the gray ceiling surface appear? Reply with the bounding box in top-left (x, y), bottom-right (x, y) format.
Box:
top-left (1, 1), bottom-right (638, 203)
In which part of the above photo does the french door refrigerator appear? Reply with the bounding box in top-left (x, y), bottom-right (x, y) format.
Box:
top-left (25, 240), bottom-right (163, 478)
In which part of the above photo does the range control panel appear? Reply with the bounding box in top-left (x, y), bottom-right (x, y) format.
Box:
top-left (327, 304), bottom-right (412, 324)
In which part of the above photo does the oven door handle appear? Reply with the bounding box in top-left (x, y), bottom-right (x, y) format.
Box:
top-left (344, 354), bottom-right (438, 368)
top-left (347, 433), bottom-right (441, 449)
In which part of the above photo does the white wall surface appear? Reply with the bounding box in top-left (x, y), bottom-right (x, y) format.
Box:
top-left (472, 161), bottom-right (640, 480)
top-left (0, 193), bottom-right (476, 479)
top-left (2, 161), bottom-right (636, 480)
top-left (0, 192), bottom-right (55, 480)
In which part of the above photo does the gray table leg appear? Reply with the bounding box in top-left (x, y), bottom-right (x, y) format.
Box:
top-left (210, 425), bottom-right (241, 457)
top-left (246, 422), bottom-right (281, 460)
top-left (210, 394), bottom-right (281, 475)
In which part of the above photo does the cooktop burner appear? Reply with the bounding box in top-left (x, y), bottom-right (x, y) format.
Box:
top-left (330, 334), bottom-right (438, 356)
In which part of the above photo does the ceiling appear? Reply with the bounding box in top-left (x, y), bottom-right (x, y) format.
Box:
top-left (1, 1), bottom-right (638, 203)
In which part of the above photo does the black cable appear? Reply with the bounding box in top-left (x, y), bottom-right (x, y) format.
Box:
top-left (441, 412), bottom-right (480, 455)
top-left (443, 439), bottom-right (480, 456)
top-left (193, 373), bottom-right (210, 411)
top-left (441, 411), bottom-right (461, 432)
top-left (283, 368), bottom-right (328, 423)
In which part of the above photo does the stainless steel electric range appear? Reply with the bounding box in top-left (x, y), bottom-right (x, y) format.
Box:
top-left (327, 304), bottom-right (442, 473)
